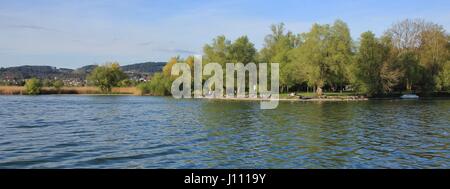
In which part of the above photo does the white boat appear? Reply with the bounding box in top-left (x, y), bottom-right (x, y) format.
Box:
top-left (400, 94), bottom-right (419, 99)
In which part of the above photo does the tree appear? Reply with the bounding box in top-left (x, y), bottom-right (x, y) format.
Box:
top-left (289, 23), bottom-right (332, 95)
top-left (354, 31), bottom-right (402, 95)
top-left (24, 78), bottom-right (42, 95)
top-left (384, 19), bottom-right (448, 92)
top-left (227, 36), bottom-right (256, 64)
top-left (354, 31), bottom-right (384, 95)
top-left (163, 56), bottom-right (181, 77)
top-left (288, 20), bottom-right (355, 95)
top-left (42, 79), bottom-right (52, 87)
top-left (419, 25), bottom-right (449, 91)
top-left (87, 62), bottom-right (127, 93)
top-left (203, 35), bottom-right (230, 66)
top-left (260, 23), bottom-right (301, 92)
top-left (53, 80), bottom-right (64, 93)
top-left (437, 61), bottom-right (450, 91)
top-left (328, 20), bottom-right (353, 92)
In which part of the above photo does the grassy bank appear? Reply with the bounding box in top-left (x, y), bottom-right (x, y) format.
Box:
top-left (0, 86), bottom-right (140, 95)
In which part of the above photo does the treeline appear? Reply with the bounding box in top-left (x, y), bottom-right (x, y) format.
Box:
top-left (142, 18), bottom-right (449, 97)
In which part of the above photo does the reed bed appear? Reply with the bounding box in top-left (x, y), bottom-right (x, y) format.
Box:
top-left (0, 86), bottom-right (140, 95)
top-left (111, 87), bottom-right (141, 95)
top-left (0, 86), bottom-right (26, 95)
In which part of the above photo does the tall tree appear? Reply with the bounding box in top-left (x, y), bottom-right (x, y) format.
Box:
top-left (260, 23), bottom-right (301, 92)
top-left (419, 25), bottom-right (449, 91)
top-left (227, 36), bottom-right (256, 64)
top-left (354, 31), bottom-right (384, 95)
top-left (163, 56), bottom-right (181, 76)
top-left (290, 23), bottom-right (333, 95)
top-left (384, 19), bottom-right (448, 92)
top-left (328, 20), bottom-right (353, 91)
top-left (203, 35), bottom-right (230, 66)
top-left (259, 23), bottom-right (300, 64)
top-left (354, 31), bottom-right (402, 95)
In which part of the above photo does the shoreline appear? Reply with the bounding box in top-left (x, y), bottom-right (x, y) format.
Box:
top-left (1, 93), bottom-right (450, 101)
top-left (1, 86), bottom-right (449, 101)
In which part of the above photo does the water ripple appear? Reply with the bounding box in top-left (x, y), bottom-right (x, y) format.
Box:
top-left (0, 95), bottom-right (449, 168)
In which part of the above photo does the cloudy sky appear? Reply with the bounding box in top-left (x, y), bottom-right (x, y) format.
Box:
top-left (0, 0), bottom-right (449, 68)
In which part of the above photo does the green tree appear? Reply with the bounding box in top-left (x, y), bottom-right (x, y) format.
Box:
top-left (260, 23), bottom-right (301, 92)
top-left (87, 62), bottom-right (127, 93)
top-left (203, 35), bottom-right (230, 66)
top-left (163, 56), bottom-right (181, 76)
top-left (419, 25), bottom-right (449, 91)
top-left (289, 23), bottom-right (332, 95)
top-left (384, 19), bottom-right (448, 92)
top-left (42, 79), bottom-right (52, 87)
top-left (354, 32), bottom-right (383, 95)
top-left (437, 61), bottom-right (450, 91)
top-left (259, 23), bottom-right (300, 64)
top-left (353, 31), bottom-right (402, 95)
top-left (53, 80), bottom-right (64, 93)
top-left (24, 78), bottom-right (42, 95)
top-left (328, 20), bottom-right (353, 92)
top-left (227, 36), bottom-right (256, 64)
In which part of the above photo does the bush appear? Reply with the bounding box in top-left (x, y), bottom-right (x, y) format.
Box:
top-left (24, 78), bottom-right (42, 95)
top-left (118, 79), bottom-right (137, 87)
top-left (53, 80), bottom-right (64, 93)
top-left (137, 73), bottom-right (172, 96)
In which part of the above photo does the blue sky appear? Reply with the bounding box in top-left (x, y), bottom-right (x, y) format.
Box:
top-left (0, 0), bottom-right (449, 68)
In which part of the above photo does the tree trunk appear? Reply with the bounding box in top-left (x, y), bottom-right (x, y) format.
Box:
top-left (316, 86), bottom-right (323, 96)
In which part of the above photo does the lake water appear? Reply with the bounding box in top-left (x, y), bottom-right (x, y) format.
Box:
top-left (0, 95), bottom-right (449, 168)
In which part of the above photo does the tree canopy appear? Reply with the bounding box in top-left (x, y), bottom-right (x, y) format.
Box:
top-left (142, 18), bottom-right (449, 97)
top-left (87, 62), bottom-right (127, 93)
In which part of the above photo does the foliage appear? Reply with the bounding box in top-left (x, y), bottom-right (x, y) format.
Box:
top-left (118, 79), bottom-right (138, 87)
top-left (353, 31), bottom-right (396, 95)
top-left (384, 19), bottom-right (449, 92)
top-left (138, 72), bottom-right (172, 96)
top-left (203, 35), bottom-right (257, 66)
top-left (87, 62), bottom-right (128, 93)
top-left (53, 80), bottom-right (64, 92)
top-left (24, 78), bottom-right (42, 95)
top-left (144, 18), bottom-right (450, 97)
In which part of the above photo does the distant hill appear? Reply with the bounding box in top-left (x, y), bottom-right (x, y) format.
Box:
top-left (0, 66), bottom-right (73, 80)
top-left (121, 62), bottom-right (166, 73)
top-left (74, 65), bottom-right (98, 74)
top-left (73, 62), bottom-right (166, 74)
top-left (0, 61), bottom-right (166, 84)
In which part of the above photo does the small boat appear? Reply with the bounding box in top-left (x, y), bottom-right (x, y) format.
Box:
top-left (400, 94), bottom-right (419, 99)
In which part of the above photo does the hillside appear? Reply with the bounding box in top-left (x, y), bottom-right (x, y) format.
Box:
top-left (0, 61), bottom-right (166, 85)
top-left (121, 62), bottom-right (166, 73)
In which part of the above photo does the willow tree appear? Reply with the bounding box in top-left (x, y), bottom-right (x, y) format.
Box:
top-left (328, 20), bottom-right (353, 92)
top-left (290, 24), bottom-right (331, 95)
top-left (260, 23), bottom-right (301, 92)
